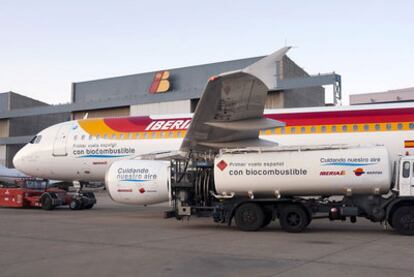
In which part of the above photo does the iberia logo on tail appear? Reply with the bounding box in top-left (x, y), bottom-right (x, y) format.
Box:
top-left (149, 71), bottom-right (170, 93)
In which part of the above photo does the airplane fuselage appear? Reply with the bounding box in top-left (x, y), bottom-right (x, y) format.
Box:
top-left (13, 102), bottom-right (414, 182)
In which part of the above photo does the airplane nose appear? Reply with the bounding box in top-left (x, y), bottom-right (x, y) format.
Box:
top-left (13, 148), bottom-right (25, 170)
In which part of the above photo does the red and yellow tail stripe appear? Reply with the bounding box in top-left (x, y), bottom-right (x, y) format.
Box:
top-left (405, 140), bottom-right (414, 148)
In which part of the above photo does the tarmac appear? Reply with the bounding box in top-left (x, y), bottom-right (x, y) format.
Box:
top-left (1, 191), bottom-right (414, 277)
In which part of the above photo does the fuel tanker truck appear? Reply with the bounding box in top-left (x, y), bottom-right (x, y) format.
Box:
top-left (105, 145), bottom-right (414, 235)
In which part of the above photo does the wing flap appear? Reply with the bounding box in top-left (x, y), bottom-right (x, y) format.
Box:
top-left (199, 139), bottom-right (277, 149)
top-left (204, 118), bottom-right (285, 131)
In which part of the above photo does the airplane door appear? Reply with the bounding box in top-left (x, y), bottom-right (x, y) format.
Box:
top-left (53, 124), bottom-right (71, 156)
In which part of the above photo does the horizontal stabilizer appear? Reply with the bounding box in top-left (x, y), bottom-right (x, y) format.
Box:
top-left (204, 118), bottom-right (285, 131)
top-left (199, 139), bottom-right (277, 149)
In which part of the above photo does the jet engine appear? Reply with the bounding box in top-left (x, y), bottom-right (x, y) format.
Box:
top-left (105, 160), bottom-right (170, 205)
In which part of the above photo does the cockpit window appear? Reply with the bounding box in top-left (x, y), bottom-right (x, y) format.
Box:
top-left (30, 136), bottom-right (37, 144)
top-left (35, 135), bottom-right (42, 144)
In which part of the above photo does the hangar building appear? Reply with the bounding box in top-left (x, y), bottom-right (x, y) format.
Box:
top-left (0, 53), bottom-right (341, 167)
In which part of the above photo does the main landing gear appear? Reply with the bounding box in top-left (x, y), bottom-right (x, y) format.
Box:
top-left (70, 181), bottom-right (96, 210)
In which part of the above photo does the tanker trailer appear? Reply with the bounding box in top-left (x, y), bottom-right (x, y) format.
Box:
top-left (168, 145), bottom-right (414, 235)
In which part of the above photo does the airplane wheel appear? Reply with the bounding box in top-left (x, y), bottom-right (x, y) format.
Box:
top-left (83, 203), bottom-right (94, 209)
top-left (69, 199), bottom-right (82, 210)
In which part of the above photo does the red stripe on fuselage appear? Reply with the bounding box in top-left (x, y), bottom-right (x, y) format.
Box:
top-left (99, 107), bottom-right (414, 132)
top-left (266, 107), bottom-right (414, 126)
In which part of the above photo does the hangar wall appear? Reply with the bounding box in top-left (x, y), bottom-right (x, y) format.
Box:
top-left (0, 92), bottom-right (71, 167)
top-left (281, 56), bottom-right (325, 108)
top-left (72, 107), bottom-right (130, 120)
top-left (130, 100), bottom-right (191, 116)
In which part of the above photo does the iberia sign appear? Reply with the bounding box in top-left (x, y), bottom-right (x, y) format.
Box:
top-left (149, 71), bottom-right (170, 93)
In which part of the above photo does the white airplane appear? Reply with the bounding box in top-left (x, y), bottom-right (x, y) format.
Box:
top-left (13, 47), bottom-right (414, 205)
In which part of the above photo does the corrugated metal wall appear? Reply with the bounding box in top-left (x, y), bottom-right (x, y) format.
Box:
top-left (72, 107), bottom-right (130, 120)
top-left (130, 100), bottom-right (191, 116)
top-left (0, 145), bottom-right (6, 166)
top-left (265, 91), bottom-right (284, 109)
top-left (0, 120), bottom-right (9, 137)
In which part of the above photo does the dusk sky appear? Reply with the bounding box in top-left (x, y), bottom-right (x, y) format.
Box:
top-left (1, 0), bottom-right (413, 104)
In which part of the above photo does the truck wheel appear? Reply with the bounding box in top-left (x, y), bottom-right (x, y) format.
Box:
top-left (391, 206), bottom-right (414, 235)
top-left (69, 199), bottom-right (82, 210)
top-left (41, 194), bottom-right (54, 210)
top-left (234, 203), bottom-right (264, 231)
top-left (279, 205), bottom-right (309, 233)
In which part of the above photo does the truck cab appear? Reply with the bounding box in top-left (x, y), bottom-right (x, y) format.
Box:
top-left (396, 155), bottom-right (414, 197)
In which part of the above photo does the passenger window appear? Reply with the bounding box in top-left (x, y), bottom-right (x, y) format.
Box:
top-left (410, 123), bottom-right (414, 129)
top-left (403, 161), bottom-right (411, 178)
top-left (112, 134), bottom-right (117, 139)
top-left (397, 123), bottom-right (403, 130)
top-left (128, 133), bottom-right (133, 139)
top-left (103, 134), bottom-right (108, 139)
top-left (169, 132), bottom-right (174, 138)
top-left (120, 134), bottom-right (124, 139)
top-left (81, 135), bottom-right (85, 140)
top-left (321, 126), bottom-right (327, 133)
top-left (342, 125), bottom-right (347, 132)
top-left (331, 126), bottom-right (337, 132)
top-left (291, 127), bottom-right (296, 134)
top-left (89, 135), bottom-right (93, 140)
top-left (386, 123), bottom-right (392, 130)
top-left (353, 125), bottom-right (358, 131)
top-left (364, 124), bottom-right (369, 131)
top-left (74, 135), bottom-right (78, 141)
top-left (281, 127), bottom-right (286, 134)
top-left (177, 131), bottom-right (182, 138)
top-left (301, 127), bottom-right (306, 133)
top-left (144, 133), bottom-right (148, 139)
top-left (96, 135), bottom-right (100, 140)
top-left (310, 126), bottom-right (316, 133)
top-left (375, 124), bottom-right (381, 131)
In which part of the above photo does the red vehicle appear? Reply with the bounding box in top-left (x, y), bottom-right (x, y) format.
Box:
top-left (0, 180), bottom-right (96, 210)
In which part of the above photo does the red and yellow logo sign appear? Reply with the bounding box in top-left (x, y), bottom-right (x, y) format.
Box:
top-left (149, 71), bottom-right (170, 93)
top-left (353, 168), bottom-right (365, 176)
top-left (217, 160), bottom-right (228, 171)
top-left (405, 140), bottom-right (414, 148)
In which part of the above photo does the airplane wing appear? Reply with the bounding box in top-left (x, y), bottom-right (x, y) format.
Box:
top-left (180, 47), bottom-right (290, 153)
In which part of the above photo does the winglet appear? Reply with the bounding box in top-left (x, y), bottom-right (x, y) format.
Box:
top-left (242, 46), bottom-right (291, 89)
